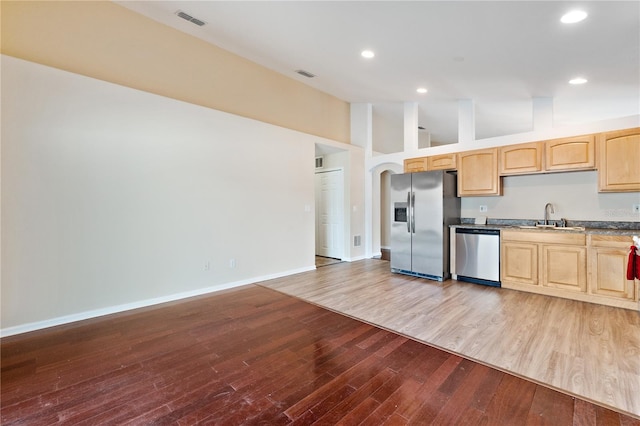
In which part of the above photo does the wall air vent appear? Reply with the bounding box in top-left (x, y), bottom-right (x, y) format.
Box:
top-left (296, 70), bottom-right (316, 78)
top-left (175, 10), bottom-right (206, 26)
top-left (315, 157), bottom-right (324, 169)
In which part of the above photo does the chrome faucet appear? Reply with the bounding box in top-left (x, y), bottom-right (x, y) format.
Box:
top-left (544, 203), bottom-right (554, 225)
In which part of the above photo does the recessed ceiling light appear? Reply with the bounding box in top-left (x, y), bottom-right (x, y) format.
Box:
top-left (361, 50), bottom-right (375, 59)
top-left (417, 88), bottom-right (428, 94)
top-left (569, 77), bottom-right (588, 85)
top-left (561, 10), bottom-right (587, 24)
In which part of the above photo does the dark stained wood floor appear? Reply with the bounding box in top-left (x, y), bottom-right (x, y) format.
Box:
top-left (2, 285), bottom-right (639, 425)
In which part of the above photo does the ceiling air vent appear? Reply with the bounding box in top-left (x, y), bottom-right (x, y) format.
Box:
top-left (175, 10), bottom-right (206, 26)
top-left (296, 70), bottom-right (316, 78)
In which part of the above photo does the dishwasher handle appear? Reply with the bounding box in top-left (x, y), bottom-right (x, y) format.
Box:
top-left (455, 228), bottom-right (500, 236)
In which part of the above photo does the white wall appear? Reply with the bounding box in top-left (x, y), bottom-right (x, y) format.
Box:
top-left (1, 56), bottom-right (341, 334)
top-left (461, 171), bottom-right (640, 222)
top-left (320, 150), bottom-right (366, 261)
top-left (372, 103), bottom-right (404, 154)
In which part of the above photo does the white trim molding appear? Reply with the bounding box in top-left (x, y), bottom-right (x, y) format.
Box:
top-left (0, 266), bottom-right (315, 338)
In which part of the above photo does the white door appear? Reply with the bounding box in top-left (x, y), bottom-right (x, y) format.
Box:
top-left (315, 170), bottom-right (344, 259)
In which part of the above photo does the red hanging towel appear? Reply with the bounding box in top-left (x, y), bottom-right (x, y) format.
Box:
top-left (628, 246), bottom-right (637, 280)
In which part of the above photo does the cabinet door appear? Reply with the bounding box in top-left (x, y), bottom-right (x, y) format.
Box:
top-left (427, 153), bottom-right (457, 171)
top-left (597, 128), bottom-right (640, 192)
top-left (545, 135), bottom-right (595, 171)
top-left (457, 148), bottom-right (501, 196)
top-left (588, 245), bottom-right (636, 301)
top-left (499, 142), bottom-right (543, 175)
top-left (404, 157), bottom-right (427, 173)
top-left (541, 245), bottom-right (587, 292)
top-left (501, 241), bottom-right (538, 286)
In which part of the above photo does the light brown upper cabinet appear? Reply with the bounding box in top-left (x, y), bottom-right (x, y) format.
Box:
top-left (499, 142), bottom-right (543, 175)
top-left (457, 148), bottom-right (501, 196)
top-left (426, 153), bottom-right (457, 171)
top-left (597, 127), bottom-right (640, 192)
top-left (545, 134), bottom-right (595, 171)
top-left (404, 157), bottom-right (427, 173)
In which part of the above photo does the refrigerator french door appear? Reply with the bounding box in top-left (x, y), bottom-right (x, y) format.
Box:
top-left (390, 170), bottom-right (459, 281)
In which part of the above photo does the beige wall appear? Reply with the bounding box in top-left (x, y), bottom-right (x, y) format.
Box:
top-left (0, 1), bottom-right (350, 143)
top-left (2, 55), bottom-right (341, 334)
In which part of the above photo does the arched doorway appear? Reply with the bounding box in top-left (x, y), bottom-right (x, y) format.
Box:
top-left (370, 162), bottom-right (403, 260)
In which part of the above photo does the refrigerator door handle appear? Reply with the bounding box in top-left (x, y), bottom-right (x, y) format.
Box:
top-left (406, 192), bottom-right (411, 233)
top-left (411, 192), bottom-right (416, 233)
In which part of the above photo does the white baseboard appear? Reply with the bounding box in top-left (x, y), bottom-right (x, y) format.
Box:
top-left (0, 265), bottom-right (316, 338)
top-left (343, 255), bottom-right (367, 262)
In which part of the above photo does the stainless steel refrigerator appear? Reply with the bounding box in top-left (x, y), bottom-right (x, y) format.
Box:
top-left (390, 170), bottom-right (460, 281)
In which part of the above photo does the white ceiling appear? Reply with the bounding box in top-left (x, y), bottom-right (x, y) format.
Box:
top-left (118, 1), bottom-right (639, 145)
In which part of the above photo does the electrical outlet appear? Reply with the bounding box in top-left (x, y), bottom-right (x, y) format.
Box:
top-left (479, 205), bottom-right (488, 212)
top-left (633, 204), bottom-right (640, 214)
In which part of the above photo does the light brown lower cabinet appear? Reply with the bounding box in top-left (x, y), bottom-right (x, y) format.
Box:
top-left (501, 241), bottom-right (538, 286)
top-left (587, 235), bottom-right (636, 301)
top-left (502, 231), bottom-right (586, 290)
top-left (501, 231), bottom-right (638, 310)
top-left (541, 244), bottom-right (587, 292)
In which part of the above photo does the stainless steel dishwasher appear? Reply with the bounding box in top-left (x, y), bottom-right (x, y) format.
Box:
top-left (455, 228), bottom-right (501, 287)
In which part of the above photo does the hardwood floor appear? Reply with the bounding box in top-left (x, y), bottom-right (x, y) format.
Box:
top-left (262, 259), bottom-right (640, 420)
top-left (2, 284), bottom-right (638, 425)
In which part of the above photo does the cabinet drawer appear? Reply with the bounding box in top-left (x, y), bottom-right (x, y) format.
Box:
top-left (588, 234), bottom-right (635, 248)
top-left (502, 230), bottom-right (586, 245)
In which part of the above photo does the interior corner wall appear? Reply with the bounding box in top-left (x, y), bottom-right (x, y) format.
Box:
top-left (1, 56), bottom-right (322, 333)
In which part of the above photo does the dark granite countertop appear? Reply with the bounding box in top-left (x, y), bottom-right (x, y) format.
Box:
top-left (450, 219), bottom-right (639, 236)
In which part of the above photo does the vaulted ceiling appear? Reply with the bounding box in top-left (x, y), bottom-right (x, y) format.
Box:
top-left (118, 1), bottom-right (639, 145)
